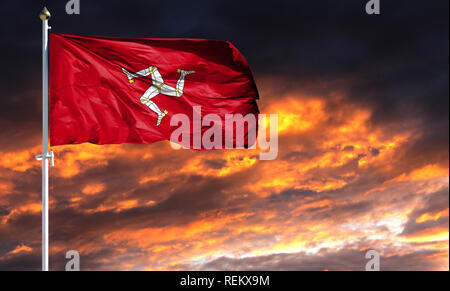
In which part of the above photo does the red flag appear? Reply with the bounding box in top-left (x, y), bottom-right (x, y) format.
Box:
top-left (50, 33), bottom-right (259, 149)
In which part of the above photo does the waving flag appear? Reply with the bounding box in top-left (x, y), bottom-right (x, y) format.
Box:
top-left (50, 33), bottom-right (259, 148)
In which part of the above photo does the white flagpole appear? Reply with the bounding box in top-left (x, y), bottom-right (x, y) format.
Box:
top-left (37, 7), bottom-right (53, 272)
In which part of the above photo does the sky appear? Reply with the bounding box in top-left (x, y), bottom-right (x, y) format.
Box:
top-left (0, 0), bottom-right (448, 271)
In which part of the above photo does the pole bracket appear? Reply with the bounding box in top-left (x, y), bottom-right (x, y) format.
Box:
top-left (35, 151), bottom-right (55, 167)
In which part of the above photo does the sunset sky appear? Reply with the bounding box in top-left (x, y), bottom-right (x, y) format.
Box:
top-left (0, 0), bottom-right (448, 270)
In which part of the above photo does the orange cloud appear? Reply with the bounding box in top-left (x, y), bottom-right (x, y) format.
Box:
top-left (1, 145), bottom-right (40, 172)
top-left (404, 226), bottom-right (449, 243)
top-left (395, 164), bottom-right (449, 183)
top-left (82, 183), bottom-right (105, 195)
top-left (8, 244), bottom-right (32, 255)
top-left (416, 209), bottom-right (449, 224)
top-left (1, 90), bottom-right (448, 271)
top-left (266, 98), bottom-right (326, 134)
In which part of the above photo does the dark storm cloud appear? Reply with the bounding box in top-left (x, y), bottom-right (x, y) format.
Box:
top-left (0, 251), bottom-right (41, 271)
top-left (0, 140), bottom-right (447, 270)
top-left (192, 247), bottom-right (445, 271)
top-left (401, 187), bottom-right (449, 236)
top-left (34, 149), bottom-right (260, 247)
top-left (1, 1), bottom-right (448, 146)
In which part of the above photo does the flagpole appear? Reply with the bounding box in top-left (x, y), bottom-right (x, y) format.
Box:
top-left (37, 7), bottom-right (53, 272)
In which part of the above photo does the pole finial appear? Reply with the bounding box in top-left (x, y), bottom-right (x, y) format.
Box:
top-left (39, 7), bottom-right (51, 21)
